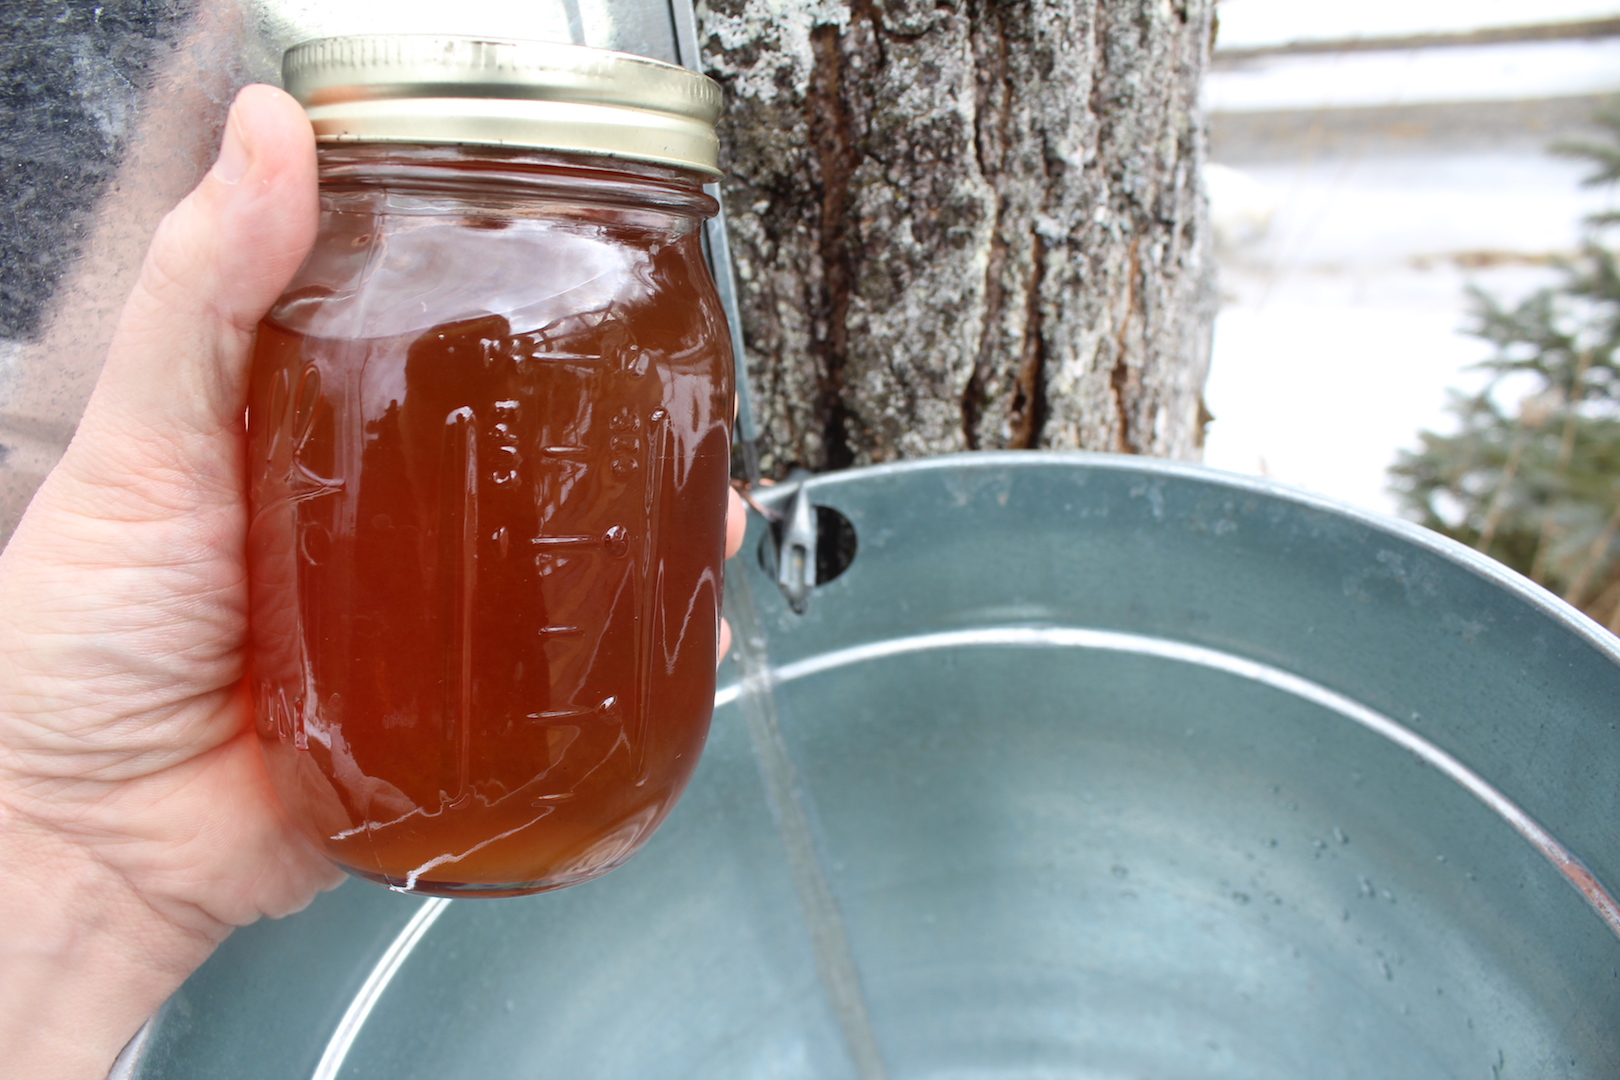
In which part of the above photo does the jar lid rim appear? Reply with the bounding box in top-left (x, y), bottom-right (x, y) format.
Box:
top-left (283, 36), bottom-right (722, 176)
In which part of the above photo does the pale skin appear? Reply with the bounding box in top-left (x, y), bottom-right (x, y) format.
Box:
top-left (0, 84), bottom-right (748, 1080)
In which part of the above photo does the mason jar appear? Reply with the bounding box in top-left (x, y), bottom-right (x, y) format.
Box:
top-left (247, 36), bottom-right (733, 897)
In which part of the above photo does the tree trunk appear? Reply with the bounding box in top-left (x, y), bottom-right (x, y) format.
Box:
top-left (699, 0), bottom-right (1215, 474)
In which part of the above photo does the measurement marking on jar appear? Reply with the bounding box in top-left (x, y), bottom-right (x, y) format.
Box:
top-left (530, 534), bottom-right (599, 548)
top-left (525, 697), bottom-right (621, 724)
top-left (526, 709), bottom-right (598, 722)
top-left (530, 528), bottom-right (632, 557)
top-left (629, 407), bottom-right (669, 783)
top-left (443, 406), bottom-right (479, 807)
top-left (517, 350), bottom-right (615, 366)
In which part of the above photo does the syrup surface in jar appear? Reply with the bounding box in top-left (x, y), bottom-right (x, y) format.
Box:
top-left (247, 169), bottom-right (732, 896)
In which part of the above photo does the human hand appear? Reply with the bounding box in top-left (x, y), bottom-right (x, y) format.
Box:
top-left (0, 84), bottom-right (748, 1080)
top-left (0, 84), bottom-right (328, 1080)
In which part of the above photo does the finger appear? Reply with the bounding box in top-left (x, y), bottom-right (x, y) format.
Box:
top-left (725, 485), bottom-right (746, 561)
top-left (56, 84), bottom-right (317, 504)
top-left (717, 487), bottom-right (748, 665)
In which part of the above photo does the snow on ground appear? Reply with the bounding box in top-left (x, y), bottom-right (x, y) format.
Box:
top-left (1199, 5), bottom-right (1620, 517)
top-left (1215, 0), bottom-right (1620, 50)
top-left (1204, 260), bottom-right (1558, 513)
top-left (1206, 38), bottom-right (1620, 113)
top-left (1203, 144), bottom-right (1616, 515)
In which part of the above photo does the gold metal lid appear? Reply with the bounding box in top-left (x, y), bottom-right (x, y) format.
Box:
top-left (282, 36), bottom-right (722, 176)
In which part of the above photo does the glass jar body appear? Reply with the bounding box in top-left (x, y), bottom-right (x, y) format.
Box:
top-left (246, 146), bottom-right (733, 896)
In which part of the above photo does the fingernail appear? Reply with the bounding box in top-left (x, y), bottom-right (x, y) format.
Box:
top-left (212, 105), bottom-right (251, 185)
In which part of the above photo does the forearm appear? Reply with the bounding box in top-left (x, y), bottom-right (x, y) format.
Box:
top-left (0, 805), bottom-right (221, 1080)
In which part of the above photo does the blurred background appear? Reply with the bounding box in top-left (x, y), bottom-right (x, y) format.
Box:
top-left (1202, 0), bottom-right (1620, 625)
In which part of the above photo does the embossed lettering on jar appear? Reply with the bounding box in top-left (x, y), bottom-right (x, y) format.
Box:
top-left (247, 37), bottom-right (733, 897)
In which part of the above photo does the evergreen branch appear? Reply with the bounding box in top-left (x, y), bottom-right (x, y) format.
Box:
top-left (1552, 96), bottom-right (1620, 187)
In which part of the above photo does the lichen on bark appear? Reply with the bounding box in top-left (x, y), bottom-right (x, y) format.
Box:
top-left (698, 0), bottom-right (1216, 474)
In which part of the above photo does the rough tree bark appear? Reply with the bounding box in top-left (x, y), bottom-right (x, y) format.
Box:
top-left (698, 0), bottom-right (1215, 474)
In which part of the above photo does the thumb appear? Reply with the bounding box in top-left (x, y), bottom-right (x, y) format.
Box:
top-left (65, 84), bottom-right (317, 488)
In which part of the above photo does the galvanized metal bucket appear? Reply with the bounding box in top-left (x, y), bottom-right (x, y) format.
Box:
top-left (126, 453), bottom-right (1620, 1079)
